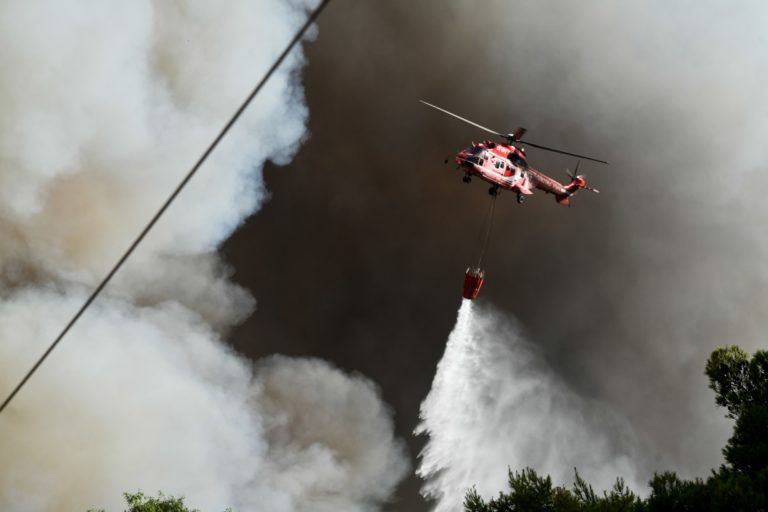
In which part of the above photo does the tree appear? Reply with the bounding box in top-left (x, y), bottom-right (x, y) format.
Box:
top-left (705, 346), bottom-right (768, 419)
top-left (88, 491), bottom-right (231, 512)
top-left (462, 468), bottom-right (642, 512)
top-left (463, 469), bottom-right (565, 512)
top-left (646, 472), bottom-right (707, 512)
top-left (705, 346), bottom-right (768, 474)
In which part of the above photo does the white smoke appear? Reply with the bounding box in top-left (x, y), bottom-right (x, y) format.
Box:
top-left (0, 0), bottom-right (315, 319)
top-left (252, 357), bottom-right (410, 512)
top-left (0, 1), bottom-right (408, 510)
top-left (416, 301), bottom-right (642, 511)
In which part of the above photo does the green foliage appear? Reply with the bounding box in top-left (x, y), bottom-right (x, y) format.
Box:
top-left (703, 467), bottom-right (768, 512)
top-left (462, 469), bottom-right (563, 511)
top-left (123, 492), bottom-right (195, 512)
top-left (705, 346), bottom-right (768, 419)
top-left (646, 471), bottom-right (707, 511)
top-left (464, 486), bottom-right (488, 512)
top-left (461, 469), bottom-right (562, 511)
top-left (88, 491), bottom-right (232, 512)
top-left (463, 345), bottom-right (768, 512)
top-left (507, 468), bottom-right (556, 511)
top-left (460, 468), bottom-right (642, 512)
top-left (646, 467), bottom-right (768, 512)
top-left (723, 403), bottom-right (768, 475)
top-left (706, 347), bottom-right (768, 474)
top-left (551, 487), bottom-right (582, 512)
top-left (596, 478), bottom-right (644, 512)
top-left (571, 470), bottom-right (597, 505)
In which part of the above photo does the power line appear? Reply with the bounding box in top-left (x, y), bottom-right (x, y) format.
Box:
top-left (0, 0), bottom-right (332, 417)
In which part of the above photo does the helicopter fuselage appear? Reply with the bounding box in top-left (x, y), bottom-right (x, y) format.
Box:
top-left (455, 141), bottom-right (586, 205)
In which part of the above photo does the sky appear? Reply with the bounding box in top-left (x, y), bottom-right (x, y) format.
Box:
top-left (1, 1), bottom-right (768, 512)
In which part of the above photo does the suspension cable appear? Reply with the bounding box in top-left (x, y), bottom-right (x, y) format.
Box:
top-left (0, 0), bottom-right (332, 417)
top-left (476, 193), bottom-right (497, 268)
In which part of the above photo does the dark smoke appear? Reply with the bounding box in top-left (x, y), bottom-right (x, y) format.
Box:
top-left (226, 1), bottom-right (768, 510)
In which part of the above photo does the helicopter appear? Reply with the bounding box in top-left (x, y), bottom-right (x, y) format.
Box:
top-left (420, 100), bottom-right (608, 205)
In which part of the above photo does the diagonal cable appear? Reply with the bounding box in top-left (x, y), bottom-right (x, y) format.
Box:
top-left (0, 0), bottom-right (332, 416)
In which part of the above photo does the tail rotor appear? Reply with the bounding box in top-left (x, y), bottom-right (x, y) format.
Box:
top-left (566, 160), bottom-right (600, 194)
top-left (565, 160), bottom-right (581, 180)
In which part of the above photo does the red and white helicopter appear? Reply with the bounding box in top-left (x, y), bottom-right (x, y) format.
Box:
top-left (421, 100), bottom-right (608, 205)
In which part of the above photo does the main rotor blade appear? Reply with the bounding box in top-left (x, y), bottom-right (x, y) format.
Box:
top-left (419, 100), bottom-right (505, 139)
top-left (420, 99), bottom-right (609, 164)
top-left (518, 140), bottom-right (609, 165)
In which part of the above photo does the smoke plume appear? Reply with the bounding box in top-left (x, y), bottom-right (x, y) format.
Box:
top-left (0, 1), bottom-right (408, 511)
top-left (217, 1), bottom-right (768, 510)
top-left (416, 301), bottom-right (642, 510)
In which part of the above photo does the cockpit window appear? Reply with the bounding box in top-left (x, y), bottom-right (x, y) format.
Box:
top-left (464, 147), bottom-right (484, 165)
top-left (509, 153), bottom-right (528, 168)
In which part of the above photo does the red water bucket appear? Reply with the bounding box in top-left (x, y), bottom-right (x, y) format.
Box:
top-left (462, 267), bottom-right (485, 300)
